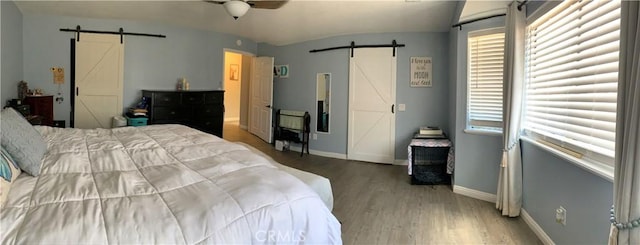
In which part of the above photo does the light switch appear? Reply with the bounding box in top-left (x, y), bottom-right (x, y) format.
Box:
top-left (398, 104), bottom-right (406, 111)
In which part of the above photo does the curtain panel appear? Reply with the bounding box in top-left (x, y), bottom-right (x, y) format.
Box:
top-left (609, 1), bottom-right (640, 244)
top-left (496, 1), bottom-right (525, 217)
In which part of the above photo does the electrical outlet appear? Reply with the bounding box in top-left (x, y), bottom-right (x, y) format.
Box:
top-left (556, 206), bottom-right (567, 226)
top-left (398, 104), bottom-right (406, 111)
top-left (312, 133), bottom-right (317, 140)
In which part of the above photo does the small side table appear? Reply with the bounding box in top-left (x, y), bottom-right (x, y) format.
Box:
top-left (407, 138), bottom-right (455, 184)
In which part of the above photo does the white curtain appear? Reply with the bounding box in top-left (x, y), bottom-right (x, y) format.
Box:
top-left (496, 1), bottom-right (525, 217)
top-left (609, 1), bottom-right (640, 244)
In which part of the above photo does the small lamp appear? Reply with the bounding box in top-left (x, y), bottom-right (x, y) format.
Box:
top-left (224, 0), bottom-right (250, 20)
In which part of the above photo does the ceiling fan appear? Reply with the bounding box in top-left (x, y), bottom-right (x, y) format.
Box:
top-left (204, 0), bottom-right (289, 20)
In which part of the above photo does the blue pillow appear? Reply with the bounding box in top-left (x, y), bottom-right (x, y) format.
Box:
top-left (1, 146), bottom-right (21, 208)
top-left (0, 147), bottom-right (20, 181)
top-left (0, 108), bottom-right (47, 176)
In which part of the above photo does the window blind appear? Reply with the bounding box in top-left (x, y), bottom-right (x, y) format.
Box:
top-left (468, 32), bottom-right (505, 129)
top-left (525, 0), bottom-right (620, 162)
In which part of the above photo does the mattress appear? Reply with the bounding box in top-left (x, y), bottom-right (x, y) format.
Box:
top-left (0, 124), bottom-right (341, 244)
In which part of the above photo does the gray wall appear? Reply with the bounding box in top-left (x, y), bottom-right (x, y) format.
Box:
top-left (1, 1), bottom-right (23, 104)
top-left (21, 14), bottom-right (257, 124)
top-left (451, 11), bottom-right (505, 194)
top-left (521, 141), bottom-right (613, 244)
top-left (258, 32), bottom-right (449, 159)
top-left (449, 1), bottom-right (615, 243)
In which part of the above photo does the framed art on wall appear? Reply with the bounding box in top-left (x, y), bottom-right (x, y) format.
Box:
top-left (274, 65), bottom-right (289, 78)
top-left (230, 64), bottom-right (239, 81)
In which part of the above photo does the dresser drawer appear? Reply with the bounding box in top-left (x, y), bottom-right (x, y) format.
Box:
top-left (198, 106), bottom-right (224, 118)
top-left (204, 92), bottom-right (224, 105)
top-left (153, 93), bottom-right (180, 106)
top-left (196, 120), bottom-right (222, 129)
top-left (153, 107), bottom-right (187, 120)
top-left (195, 121), bottom-right (223, 137)
top-left (182, 93), bottom-right (204, 105)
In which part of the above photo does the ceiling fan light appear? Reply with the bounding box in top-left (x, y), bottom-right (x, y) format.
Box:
top-left (223, 0), bottom-right (250, 20)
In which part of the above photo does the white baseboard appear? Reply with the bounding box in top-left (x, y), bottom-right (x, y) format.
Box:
top-left (288, 146), bottom-right (347, 159)
top-left (521, 209), bottom-right (555, 245)
top-left (394, 159), bottom-right (409, 165)
top-left (452, 185), bottom-right (497, 203)
top-left (239, 124), bottom-right (248, 130)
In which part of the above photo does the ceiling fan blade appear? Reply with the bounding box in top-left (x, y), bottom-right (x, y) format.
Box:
top-left (203, 0), bottom-right (226, 5)
top-left (247, 0), bottom-right (288, 9)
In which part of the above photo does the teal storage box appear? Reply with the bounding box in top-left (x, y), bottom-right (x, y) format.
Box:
top-left (126, 117), bottom-right (148, 127)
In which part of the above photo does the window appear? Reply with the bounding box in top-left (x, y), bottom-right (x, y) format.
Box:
top-left (524, 0), bottom-right (621, 165)
top-left (467, 29), bottom-right (505, 132)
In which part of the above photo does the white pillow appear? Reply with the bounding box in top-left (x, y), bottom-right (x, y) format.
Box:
top-left (0, 108), bottom-right (47, 176)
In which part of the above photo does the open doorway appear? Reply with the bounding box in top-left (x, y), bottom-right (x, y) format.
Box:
top-left (223, 50), bottom-right (253, 135)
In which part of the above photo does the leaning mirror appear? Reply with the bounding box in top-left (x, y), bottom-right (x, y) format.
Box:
top-left (316, 73), bottom-right (331, 133)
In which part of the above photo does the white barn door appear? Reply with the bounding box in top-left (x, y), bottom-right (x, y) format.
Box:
top-left (74, 34), bottom-right (124, 129)
top-left (249, 56), bottom-right (274, 143)
top-left (348, 48), bottom-right (396, 164)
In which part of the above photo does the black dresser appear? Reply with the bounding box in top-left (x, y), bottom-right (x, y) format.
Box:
top-left (142, 90), bottom-right (225, 137)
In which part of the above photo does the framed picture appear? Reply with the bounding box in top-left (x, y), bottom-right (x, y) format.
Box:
top-left (229, 64), bottom-right (239, 81)
top-left (274, 65), bottom-right (289, 78)
top-left (279, 65), bottom-right (289, 78)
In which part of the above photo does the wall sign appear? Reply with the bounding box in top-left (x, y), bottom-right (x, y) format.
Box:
top-left (274, 65), bottom-right (289, 78)
top-left (51, 67), bottom-right (65, 84)
top-left (410, 57), bottom-right (432, 87)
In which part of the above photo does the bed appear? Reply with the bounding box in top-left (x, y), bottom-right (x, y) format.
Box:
top-left (235, 142), bottom-right (334, 211)
top-left (0, 115), bottom-right (341, 244)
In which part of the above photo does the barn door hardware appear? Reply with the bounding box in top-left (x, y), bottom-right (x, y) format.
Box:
top-left (309, 40), bottom-right (406, 57)
top-left (61, 25), bottom-right (166, 42)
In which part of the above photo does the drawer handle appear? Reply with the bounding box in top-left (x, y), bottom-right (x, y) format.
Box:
top-left (189, 97), bottom-right (195, 101)
top-left (164, 98), bottom-right (170, 101)
top-left (170, 111), bottom-right (176, 115)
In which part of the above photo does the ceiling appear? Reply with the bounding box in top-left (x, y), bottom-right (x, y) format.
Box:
top-left (14, 0), bottom-right (460, 46)
top-left (459, 0), bottom-right (510, 23)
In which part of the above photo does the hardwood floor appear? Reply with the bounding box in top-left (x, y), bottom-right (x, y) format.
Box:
top-left (223, 123), bottom-right (542, 244)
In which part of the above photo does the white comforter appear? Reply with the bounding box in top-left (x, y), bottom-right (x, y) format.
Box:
top-left (0, 124), bottom-right (341, 244)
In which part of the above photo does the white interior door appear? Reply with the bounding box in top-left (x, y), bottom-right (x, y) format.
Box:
top-left (74, 34), bottom-right (124, 129)
top-left (249, 57), bottom-right (274, 143)
top-left (348, 48), bottom-right (396, 164)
